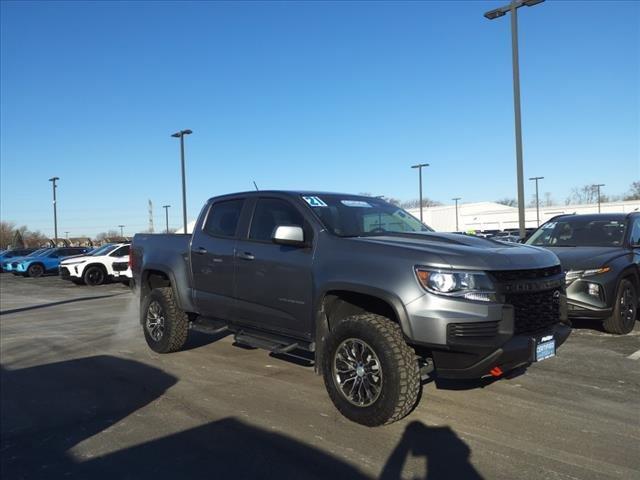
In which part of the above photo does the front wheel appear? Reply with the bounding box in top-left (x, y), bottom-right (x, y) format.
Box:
top-left (322, 313), bottom-right (420, 426)
top-left (83, 266), bottom-right (106, 286)
top-left (603, 279), bottom-right (637, 334)
top-left (27, 264), bottom-right (44, 278)
top-left (142, 287), bottom-right (189, 353)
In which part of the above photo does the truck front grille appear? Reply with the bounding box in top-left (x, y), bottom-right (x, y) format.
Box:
top-left (489, 265), bottom-right (562, 282)
top-left (505, 289), bottom-right (560, 335)
top-left (447, 321), bottom-right (499, 339)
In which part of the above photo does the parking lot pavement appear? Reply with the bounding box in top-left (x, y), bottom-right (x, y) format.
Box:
top-left (1, 273), bottom-right (639, 480)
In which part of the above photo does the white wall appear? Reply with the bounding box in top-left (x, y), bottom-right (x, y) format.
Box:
top-left (407, 200), bottom-right (640, 233)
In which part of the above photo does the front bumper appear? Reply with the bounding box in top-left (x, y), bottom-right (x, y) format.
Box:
top-left (404, 283), bottom-right (569, 379)
top-left (434, 323), bottom-right (571, 379)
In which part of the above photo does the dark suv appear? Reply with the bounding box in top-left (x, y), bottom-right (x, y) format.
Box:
top-left (526, 213), bottom-right (639, 334)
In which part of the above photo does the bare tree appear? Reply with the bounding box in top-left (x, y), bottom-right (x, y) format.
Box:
top-left (0, 221), bottom-right (16, 249)
top-left (544, 192), bottom-right (554, 207)
top-left (401, 198), bottom-right (442, 209)
top-left (624, 181), bottom-right (640, 201)
top-left (565, 185), bottom-right (608, 205)
top-left (496, 198), bottom-right (517, 207)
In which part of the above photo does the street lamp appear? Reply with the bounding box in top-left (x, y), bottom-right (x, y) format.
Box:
top-left (452, 197), bottom-right (462, 232)
top-left (594, 184), bottom-right (605, 213)
top-left (163, 205), bottom-right (171, 233)
top-left (484, 0), bottom-right (545, 238)
top-left (118, 225), bottom-right (125, 237)
top-left (48, 177), bottom-right (59, 244)
top-left (529, 176), bottom-right (544, 226)
top-left (411, 163), bottom-right (430, 222)
top-left (171, 129), bottom-right (193, 234)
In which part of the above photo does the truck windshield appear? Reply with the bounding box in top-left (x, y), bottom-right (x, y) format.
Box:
top-left (526, 218), bottom-right (627, 247)
top-left (301, 194), bottom-right (433, 237)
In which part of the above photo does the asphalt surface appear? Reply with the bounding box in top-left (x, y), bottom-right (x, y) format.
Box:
top-left (1, 273), bottom-right (639, 480)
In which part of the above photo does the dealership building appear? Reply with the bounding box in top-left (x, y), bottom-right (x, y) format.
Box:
top-left (406, 199), bottom-right (640, 233)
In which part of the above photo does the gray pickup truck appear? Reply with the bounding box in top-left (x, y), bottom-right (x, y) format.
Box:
top-left (131, 191), bottom-right (570, 426)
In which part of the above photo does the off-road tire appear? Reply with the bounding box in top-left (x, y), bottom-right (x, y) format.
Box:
top-left (603, 279), bottom-right (637, 335)
top-left (322, 313), bottom-right (420, 426)
top-left (27, 263), bottom-right (44, 278)
top-left (142, 287), bottom-right (189, 353)
top-left (83, 265), bottom-right (106, 286)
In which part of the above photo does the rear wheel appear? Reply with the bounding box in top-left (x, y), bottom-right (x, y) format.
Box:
top-left (27, 264), bottom-right (44, 278)
top-left (603, 279), bottom-right (637, 334)
top-left (83, 266), bottom-right (106, 286)
top-left (322, 313), bottom-right (420, 426)
top-left (142, 287), bottom-right (189, 353)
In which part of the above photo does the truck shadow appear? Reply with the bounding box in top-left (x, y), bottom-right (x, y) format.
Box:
top-left (424, 366), bottom-right (528, 391)
top-left (1, 355), bottom-right (482, 479)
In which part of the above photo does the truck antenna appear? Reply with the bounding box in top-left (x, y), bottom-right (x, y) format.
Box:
top-left (253, 181), bottom-right (259, 191)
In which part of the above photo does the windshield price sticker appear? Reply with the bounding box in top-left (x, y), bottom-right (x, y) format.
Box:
top-left (303, 196), bottom-right (328, 207)
top-left (341, 200), bottom-right (372, 208)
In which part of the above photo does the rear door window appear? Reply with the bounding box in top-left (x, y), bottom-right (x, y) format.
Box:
top-left (204, 199), bottom-right (245, 238)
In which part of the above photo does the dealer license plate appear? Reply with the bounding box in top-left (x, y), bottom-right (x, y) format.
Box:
top-left (536, 337), bottom-right (555, 362)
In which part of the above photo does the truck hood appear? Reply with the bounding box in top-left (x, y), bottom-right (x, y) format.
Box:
top-left (545, 247), bottom-right (624, 271)
top-left (352, 232), bottom-right (559, 270)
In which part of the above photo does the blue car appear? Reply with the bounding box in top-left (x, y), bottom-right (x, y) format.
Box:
top-left (0, 248), bottom-right (39, 272)
top-left (15, 247), bottom-right (93, 278)
top-left (2, 248), bottom-right (54, 273)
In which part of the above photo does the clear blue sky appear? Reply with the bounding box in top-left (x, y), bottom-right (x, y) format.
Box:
top-left (1, 0), bottom-right (638, 237)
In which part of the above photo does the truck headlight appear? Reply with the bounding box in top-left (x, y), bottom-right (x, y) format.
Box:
top-left (565, 267), bottom-right (610, 285)
top-left (415, 268), bottom-right (496, 302)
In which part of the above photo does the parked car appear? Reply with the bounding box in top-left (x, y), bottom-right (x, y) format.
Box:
top-left (2, 248), bottom-right (53, 273)
top-left (59, 243), bottom-right (130, 286)
top-left (14, 247), bottom-right (93, 278)
top-left (131, 191), bottom-right (570, 426)
top-left (526, 212), bottom-right (639, 334)
top-left (0, 248), bottom-right (39, 271)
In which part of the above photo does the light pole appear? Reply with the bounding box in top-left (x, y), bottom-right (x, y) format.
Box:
top-left (118, 225), bottom-right (125, 237)
top-left (48, 177), bottom-right (59, 243)
top-left (594, 184), bottom-right (605, 213)
top-left (163, 205), bottom-right (171, 233)
top-left (64, 231), bottom-right (69, 239)
top-left (452, 197), bottom-right (462, 232)
top-left (171, 129), bottom-right (193, 234)
top-left (484, 0), bottom-right (544, 239)
top-left (411, 163), bottom-right (429, 222)
top-left (529, 176), bottom-right (544, 226)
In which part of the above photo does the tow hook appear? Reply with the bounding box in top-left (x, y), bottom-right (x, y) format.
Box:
top-left (489, 366), bottom-right (503, 377)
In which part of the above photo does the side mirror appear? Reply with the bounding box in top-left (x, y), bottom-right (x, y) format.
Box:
top-left (272, 225), bottom-right (305, 247)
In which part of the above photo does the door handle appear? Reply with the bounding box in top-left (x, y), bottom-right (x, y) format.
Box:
top-left (237, 251), bottom-right (255, 261)
top-left (195, 247), bottom-right (208, 255)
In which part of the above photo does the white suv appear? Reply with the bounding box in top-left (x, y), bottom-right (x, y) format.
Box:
top-left (60, 243), bottom-right (130, 286)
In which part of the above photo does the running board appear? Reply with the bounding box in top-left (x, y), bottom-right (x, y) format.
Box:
top-left (234, 330), bottom-right (312, 354)
top-left (190, 318), bottom-right (229, 335)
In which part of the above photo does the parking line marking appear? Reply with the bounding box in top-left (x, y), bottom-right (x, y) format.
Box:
top-left (627, 349), bottom-right (640, 360)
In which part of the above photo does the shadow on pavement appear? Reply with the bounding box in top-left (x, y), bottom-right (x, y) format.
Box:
top-left (569, 318), bottom-right (608, 333)
top-left (380, 421), bottom-right (483, 480)
top-left (0, 292), bottom-right (130, 316)
top-left (431, 365), bottom-right (527, 391)
top-left (1, 355), bottom-right (481, 479)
